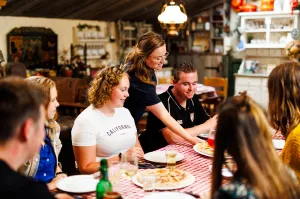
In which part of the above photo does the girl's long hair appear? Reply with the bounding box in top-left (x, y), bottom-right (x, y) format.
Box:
top-left (120, 31), bottom-right (165, 86)
top-left (268, 61), bottom-right (300, 138)
top-left (211, 94), bottom-right (300, 198)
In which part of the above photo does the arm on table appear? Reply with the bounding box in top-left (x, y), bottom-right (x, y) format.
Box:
top-left (47, 164), bottom-right (68, 190)
top-left (73, 145), bottom-right (100, 174)
top-left (147, 102), bottom-right (200, 145)
top-left (162, 115), bottom-right (218, 144)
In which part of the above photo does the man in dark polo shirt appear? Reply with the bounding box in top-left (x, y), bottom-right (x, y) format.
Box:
top-left (140, 62), bottom-right (217, 153)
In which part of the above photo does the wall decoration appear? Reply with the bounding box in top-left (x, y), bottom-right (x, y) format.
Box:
top-left (7, 27), bottom-right (57, 69)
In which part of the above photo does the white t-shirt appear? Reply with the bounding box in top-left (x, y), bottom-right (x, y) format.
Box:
top-left (72, 105), bottom-right (137, 159)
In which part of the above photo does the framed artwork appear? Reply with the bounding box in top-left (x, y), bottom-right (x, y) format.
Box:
top-left (7, 27), bottom-right (58, 69)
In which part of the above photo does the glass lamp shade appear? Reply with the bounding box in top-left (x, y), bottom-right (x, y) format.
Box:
top-left (158, 5), bottom-right (187, 24)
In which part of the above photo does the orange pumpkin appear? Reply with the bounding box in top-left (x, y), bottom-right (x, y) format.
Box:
top-left (231, 0), bottom-right (246, 12)
top-left (261, 3), bottom-right (274, 11)
top-left (261, 0), bottom-right (274, 4)
top-left (240, 4), bottom-right (257, 12)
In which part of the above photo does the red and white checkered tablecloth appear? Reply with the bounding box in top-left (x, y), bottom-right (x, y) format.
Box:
top-left (119, 142), bottom-right (212, 199)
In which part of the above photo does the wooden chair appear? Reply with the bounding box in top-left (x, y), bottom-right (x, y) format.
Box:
top-left (201, 77), bottom-right (228, 116)
top-left (203, 77), bottom-right (228, 98)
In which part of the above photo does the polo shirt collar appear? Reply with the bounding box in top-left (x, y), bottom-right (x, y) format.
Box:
top-left (166, 86), bottom-right (195, 111)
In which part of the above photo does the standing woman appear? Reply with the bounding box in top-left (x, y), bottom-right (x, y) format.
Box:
top-left (268, 61), bottom-right (300, 181)
top-left (72, 66), bottom-right (144, 174)
top-left (19, 76), bottom-right (66, 190)
top-left (121, 31), bottom-right (199, 145)
top-left (211, 94), bottom-right (300, 199)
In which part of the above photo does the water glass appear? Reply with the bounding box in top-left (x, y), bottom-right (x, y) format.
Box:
top-left (108, 161), bottom-right (121, 191)
top-left (165, 150), bottom-right (177, 170)
top-left (140, 174), bottom-right (156, 193)
top-left (120, 152), bottom-right (138, 180)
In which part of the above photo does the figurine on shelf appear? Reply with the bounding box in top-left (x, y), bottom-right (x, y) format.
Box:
top-left (70, 55), bottom-right (87, 78)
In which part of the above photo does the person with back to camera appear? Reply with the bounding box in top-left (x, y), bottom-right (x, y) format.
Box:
top-left (210, 93), bottom-right (300, 199)
top-left (268, 61), bottom-right (300, 181)
top-left (120, 31), bottom-right (200, 146)
top-left (72, 66), bottom-right (144, 174)
top-left (140, 61), bottom-right (217, 152)
top-left (19, 76), bottom-right (66, 191)
top-left (0, 77), bottom-right (72, 199)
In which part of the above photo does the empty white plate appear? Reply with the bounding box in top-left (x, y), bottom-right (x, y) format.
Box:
top-left (143, 192), bottom-right (195, 199)
top-left (272, 139), bottom-right (285, 150)
top-left (144, 151), bottom-right (184, 163)
top-left (56, 175), bottom-right (98, 193)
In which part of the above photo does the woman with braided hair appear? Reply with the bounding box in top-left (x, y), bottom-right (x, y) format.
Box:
top-left (72, 66), bottom-right (144, 174)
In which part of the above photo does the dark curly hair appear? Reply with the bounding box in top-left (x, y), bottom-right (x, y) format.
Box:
top-left (88, 66), bottom-right (128, 108)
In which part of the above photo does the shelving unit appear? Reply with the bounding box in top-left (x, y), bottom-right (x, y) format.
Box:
top-left (235, 11), bottom-right (300, 108)
top-left (239, 11), bottom-right (300, 48)
top-left (189, 2), bottom-right (228, 53)
top-left (71, 27), bottom-right (109, 66)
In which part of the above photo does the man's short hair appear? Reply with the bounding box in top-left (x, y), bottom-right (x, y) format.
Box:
top-left (173, 61), bottom-right (197, 82)
top-left (0, 77), bottom-right (45, 144)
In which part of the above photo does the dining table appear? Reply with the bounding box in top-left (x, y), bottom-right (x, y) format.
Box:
top-left (55, 132), bottom-right (284, 199)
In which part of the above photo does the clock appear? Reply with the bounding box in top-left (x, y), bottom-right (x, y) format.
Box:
top-left (291, 28), bottom-right (300, 40)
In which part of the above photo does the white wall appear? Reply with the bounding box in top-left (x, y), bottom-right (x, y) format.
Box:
top-left (0, 16), bottom-right (119, 67)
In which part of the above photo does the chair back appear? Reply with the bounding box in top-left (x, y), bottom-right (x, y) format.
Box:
top-left (203, 77), bottom-right (228, 98)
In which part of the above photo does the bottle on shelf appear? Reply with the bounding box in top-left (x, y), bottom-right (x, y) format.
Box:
top-left (96, 159), bottom-right (112, 199)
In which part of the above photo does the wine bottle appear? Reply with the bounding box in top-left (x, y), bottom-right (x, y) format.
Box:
top-left (96, 159), bottom-right (112, 199)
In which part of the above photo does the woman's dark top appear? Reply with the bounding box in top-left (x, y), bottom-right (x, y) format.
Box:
top-left (124, 69), bottom-right (161, 125)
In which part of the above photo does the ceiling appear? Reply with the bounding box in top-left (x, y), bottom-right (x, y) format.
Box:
top-left (0, 0), bottom-right (223, 22)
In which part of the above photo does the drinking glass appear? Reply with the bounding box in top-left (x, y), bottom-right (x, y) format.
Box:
top-left (207, 129), bottom-right (216, 148)
top-left (165, 150), bottom-right (177, 170)
top-left (120, 152), bottom-right (138, 180)
top-left (108, 161), bottom-right (121, 191)
top-left (140, 173), bottom-right (156, 194)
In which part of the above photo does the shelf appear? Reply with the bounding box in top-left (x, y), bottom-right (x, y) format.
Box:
top-left (211, 37), bottom-right (223, 40)
top-left (191, 29), bottom-right (210, 33)
top-left (79, 55), bottom-right (101, 60)
top-left (76, 38), bottom-right (109, 43)
top-left (245, 29), bottom-right (266, 33)
top-left (245, 43), bottom-right (286, 48)
top-left (270, 28), bottom-right (293, 32)
top-left (212, 20), bottom-right (223, 24)
top-left (239, 10), bottom-right (299, 17)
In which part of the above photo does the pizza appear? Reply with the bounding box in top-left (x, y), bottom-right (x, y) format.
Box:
top-left (196, 141), bottom-right (214, 156)
top-left (195, 141), bottom-right (231, 158)
top-left (136, 168), bottom-right (188, 187)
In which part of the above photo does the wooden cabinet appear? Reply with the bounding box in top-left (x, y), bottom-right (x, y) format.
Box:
top-left (235, 74), bottom-right (269, 108)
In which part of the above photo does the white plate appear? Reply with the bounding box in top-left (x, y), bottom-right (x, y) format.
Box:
top-left (132, 171), bottom-right (195, 190)
top-left (193, 143), bottom-right (232, 159)
top-left (198, 133), bottom-right (209, 139)
top-left (56, 175), bottom-right (98, 193)
top-left (272, 139), bottom-right (285, 150)
top-left (208, 165), bottom-right (233, 178)
top-left (144, 151), bottom-right (184, 163)
top-left (193, 143), bottom-right (213, 158)
top-left (143, 192), bottom-right (195, 199)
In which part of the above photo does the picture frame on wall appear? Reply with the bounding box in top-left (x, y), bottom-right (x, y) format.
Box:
top-left (7, 27), bottom-right (58, 70)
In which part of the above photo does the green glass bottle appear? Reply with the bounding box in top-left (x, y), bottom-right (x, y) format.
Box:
top-left (96, 159), bottom-right (112, 199)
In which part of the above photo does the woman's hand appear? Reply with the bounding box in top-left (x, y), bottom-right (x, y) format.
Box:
top-left (47, 173), bottom-right (67, 190)
top-left (125, 147), bottom-right (144, 160)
